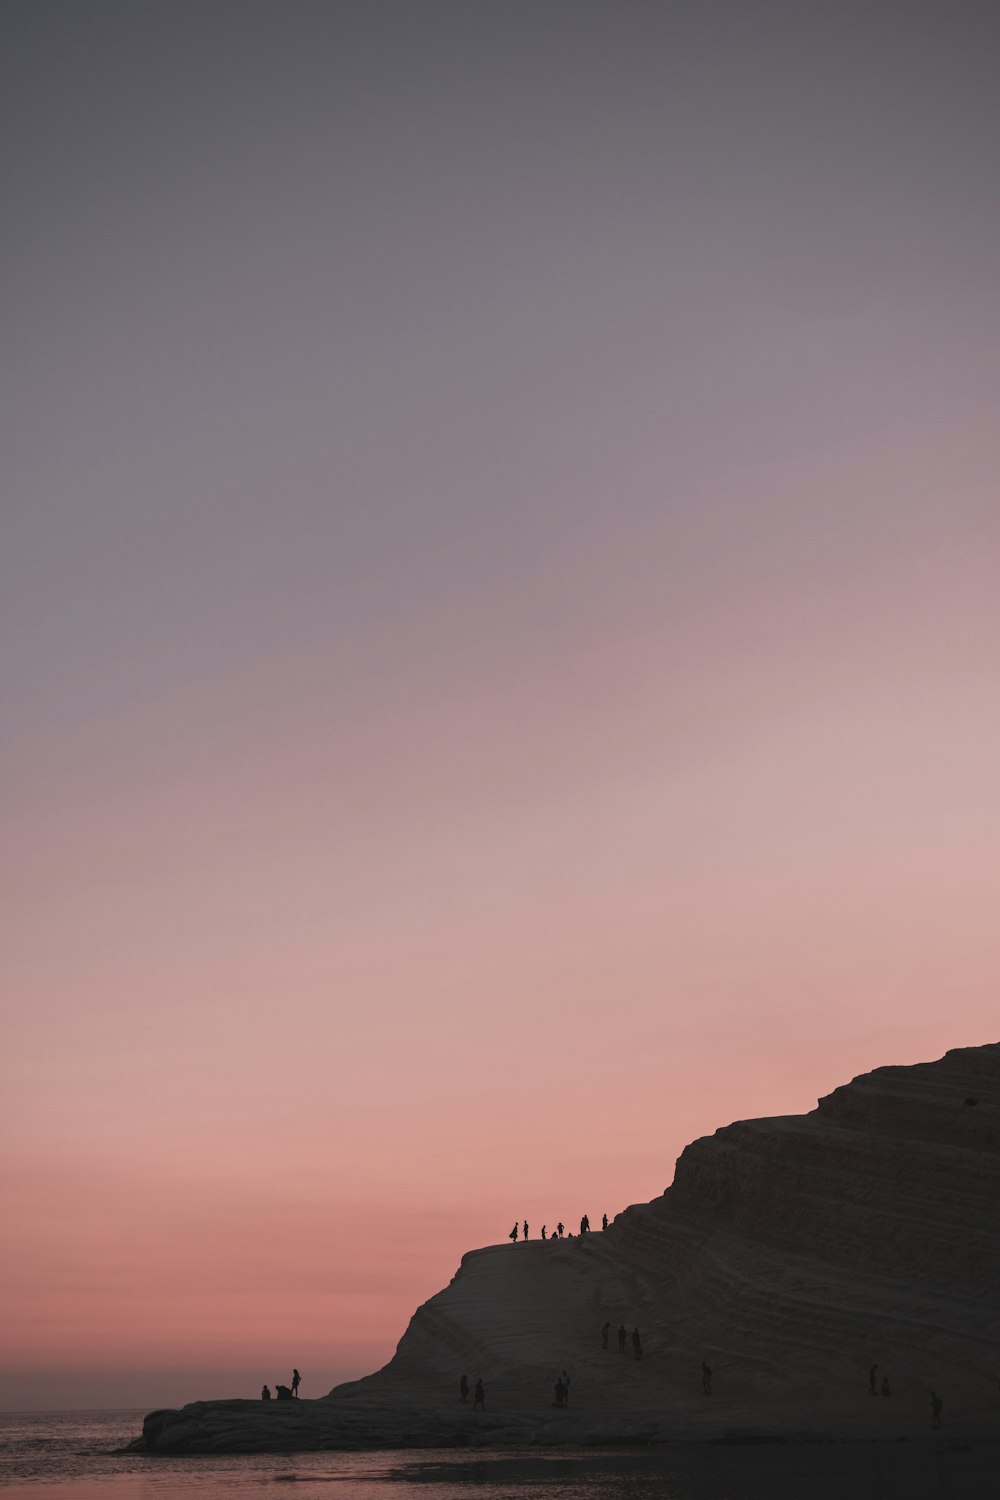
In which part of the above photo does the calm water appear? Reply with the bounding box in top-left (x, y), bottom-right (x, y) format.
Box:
top-left (0, 1410), bottom-right (994, 1499)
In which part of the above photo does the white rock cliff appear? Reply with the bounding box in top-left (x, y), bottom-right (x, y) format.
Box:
top-left (136, 1043), bottom-right (999, 1452)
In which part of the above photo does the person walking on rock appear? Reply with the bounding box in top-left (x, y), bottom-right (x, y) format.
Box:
top-left (580, 1214), bottom-right (590, 1234)
top-left (602, 1213), bottom-right (608, 1231)
top-left (523, 1220), bottom-right (529, 1240)
top-left (601, 1321), bottom-right (610, 1350)
top-left (474, 1378), bottom-right (485, 1409)
top-left (460, 1374), bottom-right (469, 1403)
top-left (291, 1369), bottom-right (301, 1398)
top-left (632, 1327), bottom-right (642, 1360)
top-left (509, 1223), bottom-right (518, 1242)
top-left (618, 1324), bottom-right (627, 1353)
top-left (702, 1362), bottom-right (712, 1395)
top-left (931, 1391), bottom-right (943, 1428)
top-left (869, 1362), bottom-right (878, 1395)
top-left (541, 1225), bottom-right (547, 1240)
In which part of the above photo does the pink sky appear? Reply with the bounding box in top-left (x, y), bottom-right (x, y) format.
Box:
top-left (2, 1), bottom-right (999, 1409)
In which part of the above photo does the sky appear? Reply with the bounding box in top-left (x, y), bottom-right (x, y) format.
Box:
top-left (2, 0), bottom-right (998, 1411)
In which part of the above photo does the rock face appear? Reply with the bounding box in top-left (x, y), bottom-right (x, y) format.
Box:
top-left (135, 1043), bottom-right (1000, 1453)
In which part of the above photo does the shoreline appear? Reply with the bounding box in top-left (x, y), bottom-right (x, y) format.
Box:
top-left (126, 1394), bottom-right (1000, 1456)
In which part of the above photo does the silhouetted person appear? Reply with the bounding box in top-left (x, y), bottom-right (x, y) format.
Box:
top-left (291, 1369), bottom-right (301, 1398)
top-left (541, 1225), bottom-right (547, 1240)
top-left (261, 1385), bottom-right (271, 1401)
top-left (276, 1384), bottom-right (293, 1401)
top-left (460, 1374), bottom-right (469, 1403)
top-left (618, 1324), bottom-right (627, 1353)
top-left (602, 1321), bottom-right (610, 1350)
top-left (473, 1378), bottom-right (485, 1409)
top-left (509, 1223), bottom-right (518, 1242)
top-left (931, 1391), bottom-right (943, 1428)
top-left (869, 1363), bottom-right (878, 1395)
top-left (602, 1213), bottom-right (608, 1231)
top-left (523, 1220), bottom-right (529, 1240)
top-left (580, 1214), bottom-right (590, 1234)
top-left (881, 1376), bottom-right (891, 1397)
top-left (556, 1222), bottom-right (564, 1238)
top-left (702, 1362), bottom-right (712, 1395)
top-left (632, 1327), bottom-right (642, 1360)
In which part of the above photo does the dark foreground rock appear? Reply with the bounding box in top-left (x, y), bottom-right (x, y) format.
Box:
top-left (130, 1043), bottom-right (1000, 1456)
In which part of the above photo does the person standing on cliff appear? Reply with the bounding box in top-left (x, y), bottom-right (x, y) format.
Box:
top-left (541, 1225), bottom-right (547, 1240)
top-left (556, 1222), bottom-right (564, 1238)
top-left (602, 1213), bottom-right (608, 1231)
top-left (460, 1374), bottom-right (469, 1403)
top-left (523, 1220), bottom-right (529, 1240)
top-left (618, 1324), bottom-right (627, 1353)
top-left (509, 1223), bottom-right (518, 1242)
top-left (291, 1369), bottom-right (301, 1398)
top-left (931, 1390), bottom-right (943, 1428)
top-left (261, 1384), bottom-right (271, 1400)
top-left (474, 1377), bottom-right (485, 1409)
top-left (869, 1362), bottom-right (878, 1395)
top-left (580, 1214), bottom-right (590, 1234)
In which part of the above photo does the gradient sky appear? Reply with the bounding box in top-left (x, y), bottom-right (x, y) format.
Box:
top-left (2, 0), bottom-right (998, 1410)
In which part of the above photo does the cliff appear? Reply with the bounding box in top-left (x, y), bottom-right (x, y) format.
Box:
top-left (133, 1042), bottom-right (1000, 1453)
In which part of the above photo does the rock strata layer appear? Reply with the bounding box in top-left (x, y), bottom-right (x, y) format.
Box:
top-left (133, 1043), bottom-right (1000, 1454)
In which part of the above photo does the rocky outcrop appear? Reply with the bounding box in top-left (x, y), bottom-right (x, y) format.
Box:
top-left (134, 1043), bottom-right (1000, 1453)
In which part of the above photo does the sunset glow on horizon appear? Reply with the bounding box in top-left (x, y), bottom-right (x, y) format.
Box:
top-left (2, 0), bottom-right (999, 1411)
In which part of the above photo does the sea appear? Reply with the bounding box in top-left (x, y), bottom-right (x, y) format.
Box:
top-left (0, 1410), bottom-right (995, 1499)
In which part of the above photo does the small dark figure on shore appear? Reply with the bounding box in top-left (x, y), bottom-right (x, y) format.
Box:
top-left (602, 1213), bottom-right (608, 1231)
top-left (632, 1328), bottom-right (642, 1360)
top-left (291, 1369), bottom-right (301, 1398)
top-left (702, 1362), bottom-right (712, 1395)
top-left (869, 1363), bottom-right (878, 1395)
top-left (554, 1378), bottom-right (566, 1408)
top-left (881, 1376), bottom-right (891, 1398)
top-left (602, 1321), bottom-right (610, 1350)
top-left (261, 1385), bottom-right (271, 1401)
top-left (523, 1220), bottom-right (529, 1240)
top-left (556, 1222), bottom-right (564, 1238)
top-left (474, 1378), bottom-right (485, 1409)
top-left (276, 1384), bottom-right (293, 1401)
top-left (580, 1214), bottom-right (590, 1234)
top-left (618, 1324), bottom-right (627, 1353)
top-left (509, 1223), bottom-right (518, 1242)
top-left (931, 1391), bottom-right (943, 1428)
top-left (541, 1225), bottom-right (547, 1240)
top-left (460, 1374), bottom-right (469, 1403)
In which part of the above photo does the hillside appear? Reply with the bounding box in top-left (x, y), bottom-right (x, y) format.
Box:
top-left (134, 1043), bottom-right (1000, 1452)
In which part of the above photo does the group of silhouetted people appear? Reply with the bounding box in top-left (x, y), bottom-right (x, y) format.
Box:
top-left (261, 1369), bottom-right (300, 1401)
top-left (459, 1374), bottom-right (485, 1408)
top-left (869, 1363), bottom-right (946, 1426)
top-left (509, 1214), bottom-right (610, 1243)
top-left (602, 1323), bottom-right (642, 1358)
